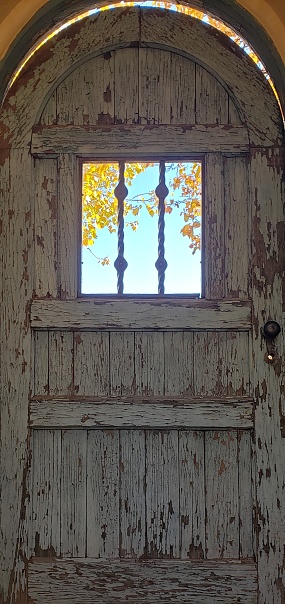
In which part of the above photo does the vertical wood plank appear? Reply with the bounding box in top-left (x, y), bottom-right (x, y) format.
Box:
top-left (238, 431), bottom-right (253, 559)
top-left (61, 430), bottom-right (87, 557)
top-left (34, 157), bottom-right (58, 297)
top-left (49, 331), bottom-right (73, 396)
top-left (87, 430), bottom-right (119, 558)
top-left (224, 156), bottom-right (250, 298)
top-left (204, 153), bottom-right (225, 299)
top-left (179, 431), bottom-right (205, 559)
top-left (195, 64), bottom-right (228, 124)
top-left (193, 332), bottom-right (222, 396)
top-left (135, 332), bottom-right (164, 395)
top-left (31, 430), bottom-right (61, 557)
top-left (250, 148), bottom-right (285, 604)
top-left (205, 430), bottom-right (239, 559)
top-left (228, 98), bottom-right (242, 125)
top-left (0, 150), bottom-right (33, 601)
top-left (224, 332), bottom-right (251, 396)
top-left (139, 48), bottom-right (170, 124)
top-left (110, 332), bottom-right (135, 395)
top-left (146, 431), bottom-right (179, 558)
top-left (58, 153), bottom-right (79, 298)
top-left (74, 332), bottom-right (109, 396)
top-left (56, 54), bottom-right (115, 126)
top-left (164, 332), bottom-right (194, 395)
top-left (170, 53), bottom-right (195, 124)
top-left (114, 48), bottom-right (139, 124)
top-left (34, 331), bottom-right (49, 396)
top-left (120, 430), bottom-right (146, 558)
top-left (40, 90), bottom-right (57, 125)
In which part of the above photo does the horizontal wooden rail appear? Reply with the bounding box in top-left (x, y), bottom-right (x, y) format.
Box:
top-left (28, 559), bottom-right (257, 603)
top-left (30, 397), bottom-right (254, 429)
top-left (31, 124), bottom-right (249, 155)
top-left (31, 298), bottom-right (252, 330)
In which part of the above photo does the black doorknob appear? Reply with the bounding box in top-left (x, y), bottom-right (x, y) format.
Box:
top-left (263, 321), bottom-right (281, 339)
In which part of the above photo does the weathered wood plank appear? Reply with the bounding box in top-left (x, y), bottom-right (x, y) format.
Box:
top-left (110, 332), bottom-right (135, 395)
top-left (238, 431), bottom-right (253, 559)
top-left (146, 431), bottom-right (179, 557)
top-left (224, 156), bottom-right (250, 298)
top-left (228, 98), bottom-right (242, 125)
top-left (61, 430), bottom-right (87, 557)
top-left (204, 153), bottom-right (225, 299)
top-left (34, 330), bottom-right (49, 396)
top-left (58, 153), bottom-right (79, 298)
top-left (194, 332), bottom-right (250, 397)
top-left (139, 48), bottom-right (170, 124)
top-left (87, 430), bottom-right (119, 558)
top-left (31, 124), bottom-right (249, 155)
top-left (250, 148), bottom-right (285, 604)
top-left (34, 157), bottom-right (58, 297)
top-left (140, 9), bottom-right (281, 145)
top-left (194, 332), bottom-right (222, 396)
top-left (48, 331), bottom-right (73, 396)
top-left (31, 298), bottom-right (252, 330)
top-left (195, 64), bottom-right (229, 124)
top-left (74, 331), bottom-right (109, 396)
top-left (120, 430), bottom-right (146, 558)
top-left (28, 559), bottom-right (258, 603)
top-left (40, 90), bottom-right (57, 125)
top-left (179, 431), bottom-right (205, 559)
top-left (164, 332), bottom-right (194, 395)
top-left (205, 431), bottom-right (239, 558)
top-left (135, 332), bottom-right (164, 395)
top-left (56, 54), bottom-right (115, 126)
top-left (223, 332), bottom-right (251, 396)
top-left (115, 47), bottom-right (139, 124)
top-left (170, 52), bottom-right (195, 124)
top-left (30, 430), bottom-right (61, 557)
top-left (0, 150), bottom-right (33, 601)
top-left (29, 399), bottom-right (254, 430)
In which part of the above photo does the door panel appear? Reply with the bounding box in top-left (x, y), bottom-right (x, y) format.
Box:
top-left (29, 428), bottom-right (253, 561)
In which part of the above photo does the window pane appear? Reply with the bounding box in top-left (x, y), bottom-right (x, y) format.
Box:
top-left (164, 162), bottom-right (202, 295)
top-left (81, 160), bottom-right (202, 295)
top-left (81, 162), bottom-right (119, 294)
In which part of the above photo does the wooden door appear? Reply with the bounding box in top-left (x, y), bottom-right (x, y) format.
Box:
top-left (1, 8), bottom-right (284, 604)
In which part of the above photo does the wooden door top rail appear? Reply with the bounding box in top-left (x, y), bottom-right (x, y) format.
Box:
top-left (31, 298), bottom-right (252, 330)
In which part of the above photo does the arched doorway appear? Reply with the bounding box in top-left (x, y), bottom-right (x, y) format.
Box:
top-left (0, 6), bottom-right (284, 603)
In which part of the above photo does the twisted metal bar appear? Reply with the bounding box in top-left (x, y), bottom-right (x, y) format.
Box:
top-left (114, 162), bottom-right (128, 294)
top-left (155, 161), bottom-right (169, 294)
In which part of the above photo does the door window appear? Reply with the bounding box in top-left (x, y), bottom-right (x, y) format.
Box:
top-left (81, 160), bottom-right (202, 295)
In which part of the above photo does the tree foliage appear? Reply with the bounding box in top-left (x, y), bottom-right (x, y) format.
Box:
top-left (82, 161), bottom-right (202, 264)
